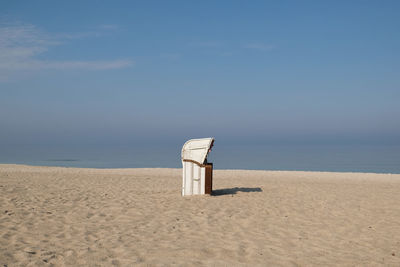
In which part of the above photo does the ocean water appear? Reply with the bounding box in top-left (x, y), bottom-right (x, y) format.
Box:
top-left (1, 143), bottom-right (399, 174)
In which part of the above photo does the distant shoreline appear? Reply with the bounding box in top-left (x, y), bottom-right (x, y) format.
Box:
top-left (1, 163), bottom-right (399, 175)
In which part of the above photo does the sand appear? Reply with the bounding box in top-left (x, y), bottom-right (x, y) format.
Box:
top-left (1, 164), bottom-right (400, 266)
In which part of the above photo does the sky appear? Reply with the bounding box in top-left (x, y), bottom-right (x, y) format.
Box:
top-left (1, 1), bottom-right (399, 149)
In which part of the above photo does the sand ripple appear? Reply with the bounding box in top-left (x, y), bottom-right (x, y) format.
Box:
top-left (1, 164), bottom-right (400, 266)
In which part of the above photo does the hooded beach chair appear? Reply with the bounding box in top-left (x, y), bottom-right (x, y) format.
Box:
top-left (181, 138), bottom-right (214, 196)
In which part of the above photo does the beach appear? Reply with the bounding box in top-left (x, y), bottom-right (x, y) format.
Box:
top-left (1, 164), bottom-right (400, 266)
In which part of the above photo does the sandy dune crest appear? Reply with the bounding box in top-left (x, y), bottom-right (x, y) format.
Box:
top-left (1, 164), bottom-right (400, 266)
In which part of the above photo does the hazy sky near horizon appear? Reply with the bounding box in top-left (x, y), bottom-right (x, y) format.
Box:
top-left (1, 1), bottom-right (399, 147)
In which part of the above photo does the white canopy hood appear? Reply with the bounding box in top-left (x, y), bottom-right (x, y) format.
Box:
top-left (181, 137), bottom-right (214, 165)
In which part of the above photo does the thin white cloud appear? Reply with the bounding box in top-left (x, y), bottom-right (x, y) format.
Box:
top-left (220, 51), bottom-right (233, 56)
top-left (56, 31), bottom-right (101, 40)
top-left (188, 41), bottom-right (275, 54)
top-left (56, 25), bottom-right (119, 40)
top-left (244, 43), bottom-right (275, 51)
top-left (160, 53), bottom-right (181, 60)
top-left (0, 59), bottom-right (132, 70)
top-left (189, 41), bottom-right (223, 47)
top-left (56, 24), bottom-right (119, 40)
top-left (99, 24), bottom-right (119, 30)
top-left (0, 22), bottom-right (132, 81)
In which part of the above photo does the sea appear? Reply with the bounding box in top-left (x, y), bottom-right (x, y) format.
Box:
top-left (1, 143), bottom-right (399, 174)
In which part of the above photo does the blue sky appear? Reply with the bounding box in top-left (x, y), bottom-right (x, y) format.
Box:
top-left (1, 1), bottom-right (399, 147)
